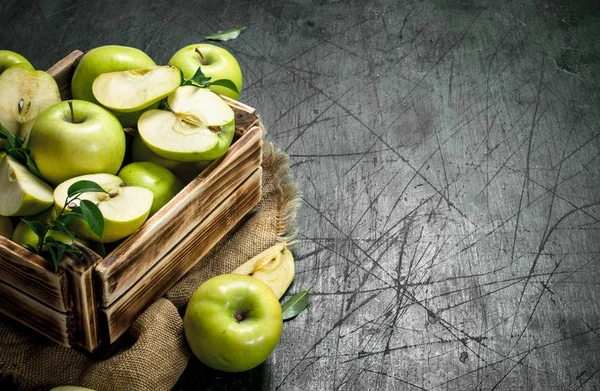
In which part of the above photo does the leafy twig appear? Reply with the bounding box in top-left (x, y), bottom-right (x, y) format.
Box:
top-left (180, 67), bottom-right (240, 95)
top-left (0, 122), bottom-right (45, 181)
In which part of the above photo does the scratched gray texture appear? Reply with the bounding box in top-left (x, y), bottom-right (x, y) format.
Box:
top-left (2, 0), bottom-right (600, 390)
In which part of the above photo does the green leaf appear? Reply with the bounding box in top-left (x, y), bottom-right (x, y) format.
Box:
top-left (21, 219), bottom-right (46, 239)
top-left (0, 122), bottom-right (22, 148)
top-left (67, 180), bottom-right (108, 198)
top-left (22, 243), bottom-right (38, 254)
top-left (0, 123), bottom-right (47, 182)
top-left (182, 66), bottom-right (212, 88)
top-left (281, 289), bottom-right (310, 320)
top-left (46, 241), bottom-right (66, 272)
top-left (210, 79), bottom-right (240, 95)
top-left (204, 27), bottom-right (246, 41)
top-left (77, 199), bottom-right (104, 240)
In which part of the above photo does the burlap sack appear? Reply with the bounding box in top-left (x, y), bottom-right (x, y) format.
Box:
top-left (0, 139), bottom-right (300, 391)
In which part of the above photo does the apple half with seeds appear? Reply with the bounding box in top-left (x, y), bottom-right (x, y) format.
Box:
top-left (92, 65), bottom-right (182, 113)
top-left (0, 155), bottom-right (54, 217)
top-left (0, 66), bottom-right (61, 146)
top-left (137, 86), bottom-right (235, 162)
top-left (54, 173), bottom-right (154, 243)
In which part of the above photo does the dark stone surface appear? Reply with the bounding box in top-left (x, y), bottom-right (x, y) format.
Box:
top-left (2, 0), bottom-right (600, 389)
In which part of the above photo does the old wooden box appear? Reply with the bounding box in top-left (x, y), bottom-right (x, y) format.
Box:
top-left (0, 50), bottom-right (263, 352)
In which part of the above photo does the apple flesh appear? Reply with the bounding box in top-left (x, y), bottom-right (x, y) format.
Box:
top-left (138, 86), bottom-right (235, 162)
top-left (168, 43), bottom-right (243, 99)
top-left (184, 274), bottom-right (283, 372)
top-left (92, 66), bottom-right (181, 113)
top-left (71, 45), bottom-right (157, 127)
top-left (54, 173), bottom-right (153, 243)
top-left (232, 242), bottom-right (295, 299)
top-left (131, 134), bottom-right (211, 183)
top-left (28, 100), bottom-right (126, 186)
top-left (0, 155), bottom-right (54, 217)
top-left (0, 66), bottom-right (61, 146)
top-left (117, 161), bottom-right (184, 217)
top-left (0, 50), bottom-right (34, 74)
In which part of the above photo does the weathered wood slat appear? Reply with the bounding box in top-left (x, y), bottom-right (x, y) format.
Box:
top-left (100, 167), bottom-right (263, 343)
top-left (61, 246), bottom-right (104, 352)
top-left (95, 125), bottom-right (263, 306)
top-left (46, 49), bottom-right (82, 101)
top-left (0, 236), bottom-right (68, 312)
top-left (0, 279), bottom-right (70, 347)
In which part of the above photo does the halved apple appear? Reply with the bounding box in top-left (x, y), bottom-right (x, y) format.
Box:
top-left (131, 133), bottom-right (211, 182)
top-left (53, 173), bottom-right (154, 243)
top-left (137, 86), bottom-right (235, 162)
top-left (231, 242), bottom-right (295, 299)
top-left (0, 216), bottom-right (13, 238)
top-left (0, 66), bottom-right (61, 146)
top-left (0, 155), bottom-right (54, 217)
top-left (92, 66), bottom-right (181, 113)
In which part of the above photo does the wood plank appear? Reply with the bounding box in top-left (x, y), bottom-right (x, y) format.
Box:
top-left (46, 50), bottom-right (82, 100)
top-left (100, 168), bottom-right (263, 343)
top-left (0, 279), bottom-right (70, 347)
top-left (61, 246), bottom-right (103, 352)
top-left (95, 126), bottom-right (263, 306)
top-left (0, 236), bottom-right (68, 312)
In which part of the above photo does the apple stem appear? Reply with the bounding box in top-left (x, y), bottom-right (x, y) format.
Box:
top-left (195, 48), bottom-right (208, 66)
top-left (235, 314), bottom-right (243, 322)
top-left (68, 100), bottom-right (76, 123)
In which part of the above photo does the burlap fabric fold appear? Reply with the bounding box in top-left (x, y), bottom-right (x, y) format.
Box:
top-left (0, 138), bottom-right (300, 391)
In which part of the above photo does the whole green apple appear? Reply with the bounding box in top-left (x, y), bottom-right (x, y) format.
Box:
top-left (168, 43), bottom-right (243, 99)
top-left (71, 45), bottom-right (157, 127)
top-left (28, 100), bottom-right (126, 186)
top-left (131, 134), bottom-right (211, 183)
top-left (184, 274), bottom-right (283, 373)
top-left (0, 50), bottom-right (34, 74)
top-left (118, 161), bottom-right (184, 216)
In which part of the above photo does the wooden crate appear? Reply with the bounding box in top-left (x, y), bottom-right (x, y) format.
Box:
top-left (0, 50), bottom-right (263, 352)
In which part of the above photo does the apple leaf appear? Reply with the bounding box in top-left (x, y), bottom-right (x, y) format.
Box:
top-left (181, 67), bottom-right (212, 88)
top-left (67, 180), bottom-right (108, 198)
top-left (281, 289), bottom-right (311, 320)
top-left (75, 199), bottom-right (104, 241)
top-left (210, 79), bottom-right (240, 95)
top-left (204, 27), bottom-right (246, 42)
top-left (0, 122), bottom-right (46, 181)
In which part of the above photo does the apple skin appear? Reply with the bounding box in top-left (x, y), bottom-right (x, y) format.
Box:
top-left (28, 100), bottom-right (126, 186)
top-left (184, 274), bottom-right (283, 373)
top-left (0, 50), bottom-right (34, 74)
top-left (118, 162), bottom-right (184, 217)
top-left (168, 43), bottom-right (243, 99)
top-left (71, 45), bottom-right (157, 127)
top-left (131, 134), bottom-right (211, 183)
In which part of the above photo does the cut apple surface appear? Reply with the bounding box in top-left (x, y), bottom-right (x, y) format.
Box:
top-left (232, 242), bottom-right (295, 299)
top-left (53, 173), bottom-right (154, 243)
top-left (137, 86), bottom-right (235, 162)
top-left (0, 155), bottom-right (54, 217)
top-left (92, 66), bottom-right (181, 113)
top-left (0, 66), bottom-right (61, 146)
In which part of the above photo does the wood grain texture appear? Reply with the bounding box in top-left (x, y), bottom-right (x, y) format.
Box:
top-left (100, 168), bottom-right (262, 343)
top-left (0, 236), bottom-right (67, 312)
top-left (95, 125), bottom-right (263, 307)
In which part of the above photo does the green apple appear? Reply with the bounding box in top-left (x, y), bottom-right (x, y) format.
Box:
top-left (12, 207), bottom-right (89, 250)
top-left (54, 173), bottom-right (153, 243)
top-left (0, 50), bottom-right (34, 74)
top-left (138, 86), bottom-right (235, 162)
top-left (232, 242), bottom-right (295, 299)
top-left (49, 387), bottom-right (96, 391)
top-left (71, 45), bottom-right (157, 127)
top-left (0, 155), bottom-right (54, 217)
top-left (0, 216), bottom-right (13, 238)
top-left (92, 65), bottom-right (181, 113)
top-left (168, 43), bottom-right (242, 99)
top-left (117, 161), bottom-right (184, 216)
top-left (131, 134), bottom-right (211, 183)
top-left (184, 274), bottom-right (283, 372)
top-left (28, 100), bottom-right (126, 186)
top-left (0, 66), bottom-right (61, 146)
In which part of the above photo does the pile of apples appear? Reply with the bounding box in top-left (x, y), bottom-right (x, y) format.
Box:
top-left (0, 43), bottom-right (243, 246)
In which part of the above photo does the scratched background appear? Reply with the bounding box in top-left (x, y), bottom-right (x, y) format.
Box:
top-left (2, 0), bottom-right (600, 390)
